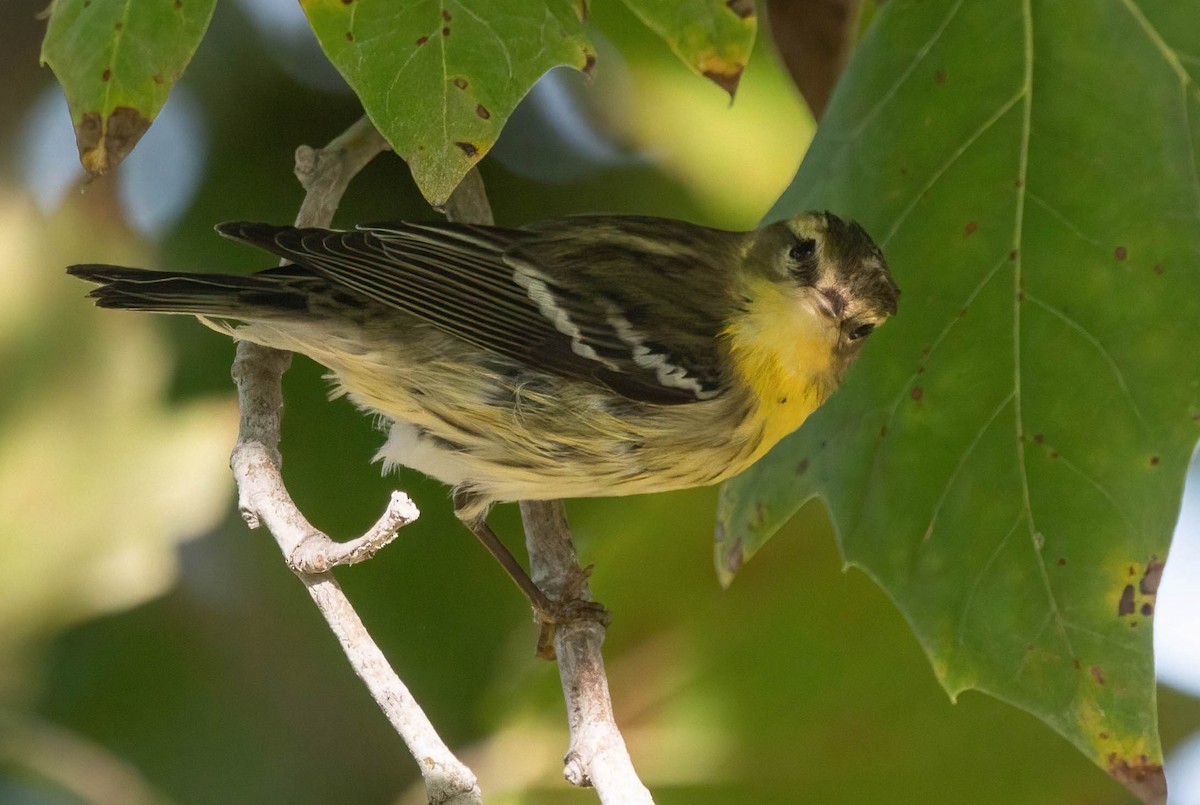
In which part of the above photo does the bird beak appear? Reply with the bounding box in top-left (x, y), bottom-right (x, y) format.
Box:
top-left (814, 287), bottom-right (845, 320)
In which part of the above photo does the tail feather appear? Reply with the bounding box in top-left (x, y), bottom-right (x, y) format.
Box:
top-left (67, 264), bottom-right (313, 319)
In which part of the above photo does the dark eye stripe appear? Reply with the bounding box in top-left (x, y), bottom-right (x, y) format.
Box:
top-left (789, 238), bottom-right (816, 262)
top-left (849, 322), bottom-right (875, 341)
top-left (787, 237), bottom-right (819, 284)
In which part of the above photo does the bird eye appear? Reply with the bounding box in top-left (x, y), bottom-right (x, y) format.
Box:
top-left (848, 322), bottom-right (875, 341)
top-left (789, 238), bottom-right (817, 262)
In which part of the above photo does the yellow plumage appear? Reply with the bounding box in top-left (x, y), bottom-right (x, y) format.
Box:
top-left (70, 211), bottom-right (898, 524)
top-left (724, 274), bottom-right (839, 459)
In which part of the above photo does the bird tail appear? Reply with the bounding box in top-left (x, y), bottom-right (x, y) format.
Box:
top-left (67, 264), bottom-right (312, 320)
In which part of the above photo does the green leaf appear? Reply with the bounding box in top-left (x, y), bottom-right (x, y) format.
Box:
top-left (717, 1), bottom-right (1199, 799)
top-left (618, 0), bottom-right (757, 96)
top-left (300, 0), bottom-right (594, 207)
top-left (40, 0), bottom-right (217, 176)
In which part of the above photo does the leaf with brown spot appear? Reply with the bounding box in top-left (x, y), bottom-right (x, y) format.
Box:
top-left (619, 0), bottom-right (757, 98)
top-left (1108, 756), bottom-right (1167, 805)
top-left (73, 106), bottom-right (151, 175)
top-left (300, 0), bottom-right (594, 206)
top-left (1118, 584), bottom-right (1136, 617)
top-left (1139, 555), bottom-right (1164, 595)
top-left (702, 63), bottom-right (744, 96)
top-left (40, 0), bottom-right (216, 176)
top-left (719, 2), bottom-right (1195, 799)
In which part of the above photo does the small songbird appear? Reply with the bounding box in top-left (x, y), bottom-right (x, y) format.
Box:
top-left (69, 211), bottom-right (898, 623)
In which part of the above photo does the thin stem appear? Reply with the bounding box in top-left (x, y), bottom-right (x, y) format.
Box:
top-left (443, 172), bottom-right (653, 802)
top-left (520, 501), bottom-right (654, 804)
top-left (230, 116), bottom-right (481, 805)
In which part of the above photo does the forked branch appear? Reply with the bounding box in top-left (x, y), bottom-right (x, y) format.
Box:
top-left (229, 116), bottom-right (481, 805)
top-left (232, 114), bottom-right (651, 805)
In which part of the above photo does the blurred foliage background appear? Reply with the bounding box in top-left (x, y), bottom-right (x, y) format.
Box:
top-left (1, 1), bottom-right (1198, 803)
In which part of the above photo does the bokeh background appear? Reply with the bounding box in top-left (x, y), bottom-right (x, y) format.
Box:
top-left (2, 1), bottom-right (1198, 803)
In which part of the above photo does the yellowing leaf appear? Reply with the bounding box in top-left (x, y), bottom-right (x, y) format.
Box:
top-left (40, 0), bottom-right (216, 176)
top-left (619, 0), bottom-right (757, 96)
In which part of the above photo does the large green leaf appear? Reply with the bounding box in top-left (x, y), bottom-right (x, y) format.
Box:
top-left (717, 1), bottom-right (1200, 800)
top-left (300, 0), bottom-right (594, 207)
top-left (619, 0), bottom-right (757, 96)
top-left (40, 0), bottom-right (217, 176)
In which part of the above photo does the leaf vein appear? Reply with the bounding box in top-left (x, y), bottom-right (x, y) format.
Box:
top-left (1053, 450), bottom-right (1139, 538)
top-left (1025, 191), bottom-right (1108, 249)
top-left (103, 0), bottom-right (135, 116)
top-left (881, 89), bottom-right (1023, 248)
top-left (1014, 0), bottom-right (1074, 661)
top-left (924, 391), bottom-right (1016, 545)
top-left (883, 253), bottom-right (1008, 421)
top-left (956, 515), bottom-right (1023, 646)
top-left (1119, 0), bottom-right (1200, 101)
top-left (850, 0), bottom-right (964, 140)
top-left (1183, 83), bottom-right (1200, 221)
top-left (1022, 292), bottom-right (1149, 430)
top-left (454, 2), bottom-right (514, 79)
top-left (439, 0), bottom-right (449, 152)
top-left (1062, 622), bottom-right (1143, 656)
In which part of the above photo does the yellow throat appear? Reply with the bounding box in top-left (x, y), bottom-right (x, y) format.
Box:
top-left (724, 276), bottom-right (839, 460)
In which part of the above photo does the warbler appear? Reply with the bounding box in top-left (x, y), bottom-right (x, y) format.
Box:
top-left (69, 211), bottom-right (897, 621)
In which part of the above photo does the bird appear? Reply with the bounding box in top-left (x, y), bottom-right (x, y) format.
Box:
top-left (69, 211), bottom-right (898, 628)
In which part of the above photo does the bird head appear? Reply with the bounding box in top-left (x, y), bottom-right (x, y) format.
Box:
top-left (750, 210), bottom-right (899, 359)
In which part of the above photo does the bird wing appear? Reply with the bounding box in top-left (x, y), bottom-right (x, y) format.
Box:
top-left (217, 218), bottom-right (739, 405)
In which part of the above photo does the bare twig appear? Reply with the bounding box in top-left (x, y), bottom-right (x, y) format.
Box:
top-left (230, 116), bottom-right (482, 805)
top-left (520, 501), bottom-right (654, 804)
top-left (291, 116), bottom-right (390, 231)
top-left (444, 171), bottom-right (653, 802)
top-left (442, 168), bottom-right (495, 226)
top-left (233, 117), bottom-right (645, 802)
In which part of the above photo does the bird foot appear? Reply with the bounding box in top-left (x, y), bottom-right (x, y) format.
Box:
top-left (533, 571), bottom-right (611, 660)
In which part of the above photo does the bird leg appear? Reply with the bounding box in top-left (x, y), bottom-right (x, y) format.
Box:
top-left (454, 492), bottom-right (610, 659)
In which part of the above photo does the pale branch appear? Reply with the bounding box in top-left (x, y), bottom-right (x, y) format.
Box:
top-left (233, 112), bottom-right (648, 803)
top-left (292, 116), bottom-right (391, 230)
top-left (441, 167), bottom-right (495, 226)
top-left (442, 171), bottom-right (653, 802)
top-left (520, 501), bottom-right (654, 804)
top-left (229, 116), bottom-right (481, 805)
